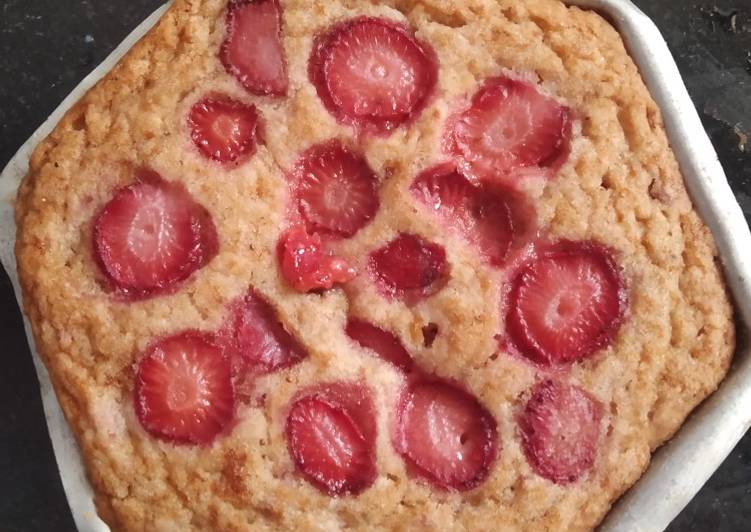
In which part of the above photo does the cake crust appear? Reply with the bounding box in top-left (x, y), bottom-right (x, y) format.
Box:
top-left (15, 0), bottom-right (734, 530)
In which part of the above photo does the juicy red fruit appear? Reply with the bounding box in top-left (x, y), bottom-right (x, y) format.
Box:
top-left (309, 17), bottom-right (438, 135)
top-left (446, 77), bottom-right (572, 183)
top-left (345, 318), bottom-right (413, 372)
top-left (227, 288), bottom-right (307, 374)
top-left (134, 331), bottom-right (234, 445)
top-left (278, 226), bottom-right (356, 292)
top-left (93, 172), bottom-right (218, 298)
top-left (412, 164), bottom-right (535, 266)
top-left (221, 0), bottom-right (288, 96)
top-left (411, 163), bottom-right (478, 233)
top-left (188, 96), bottom-right (260, 164)
top-left (519, 380), bottom-right (603, 484)
top-left (291, 140), bottom-right (380, 238)
top-left (369, 233), bottom-right (448, 300)
top-left (505, 241), bottom-right (627, 366)
top-left (395, 381), bottom-right (497, 491)
top-left (286, 383), bottom-right (377, 496)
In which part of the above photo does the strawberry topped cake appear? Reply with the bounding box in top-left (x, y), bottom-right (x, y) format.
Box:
top-left (14, 0), bottom-right (734, 530)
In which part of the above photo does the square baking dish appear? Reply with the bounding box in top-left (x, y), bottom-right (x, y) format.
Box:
top-left (1, 1), bottom-right (750, 530)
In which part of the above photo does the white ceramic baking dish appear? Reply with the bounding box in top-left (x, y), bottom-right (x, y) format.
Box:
top-left (1, 1), bottom-right (750, 530)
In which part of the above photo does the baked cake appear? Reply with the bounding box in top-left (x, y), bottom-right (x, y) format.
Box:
top-left (14, 0), bottom-right (734, 529)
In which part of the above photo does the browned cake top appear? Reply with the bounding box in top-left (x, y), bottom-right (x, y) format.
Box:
top-left (15, 0), bottom-right (733, 530)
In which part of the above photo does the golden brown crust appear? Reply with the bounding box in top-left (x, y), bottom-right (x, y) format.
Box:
top-left (15, 0), bottom-right (734, 530)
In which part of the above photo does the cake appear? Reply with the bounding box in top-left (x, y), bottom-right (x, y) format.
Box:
top-left (14, 0), bottom-right (734, 529)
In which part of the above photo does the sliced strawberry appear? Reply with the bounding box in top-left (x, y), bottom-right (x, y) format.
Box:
top-left (395, 380), bottom-right (497, 491)
top-left (519, 380), bottom-right (602, 484)
top-left (220, 0), bottom-right (288, 96)
top-left (309, 17), bottom-right (437, 135)
top-left (134, 331), bottom-right (234, 445)
top-left (278, 226), bottom-right (356, 292)
top-left (446, 77), bottom-right (572, 183)
top-left (470, 187), bottom-right (519, 266)
top-left (345, 318), bottom-right (413, 373)
top-left (93, 171), bottom-right (218, 298)
top-left (188, 96), bottom-right (260, 164)
top-left (291, 140), bottom-right (379, 238)
top-left (505, 241), bottom-right (627, 366)
top-left (286, 382), bottom-right (377, 496)
top-left (412, 164), bottom-right (536, 266)
top-left (369, 233), bottom-right (448, 301)
top-left (411, 163), bottom-right (477, 233)
top-left (227, 288), bottom-right (307, 374)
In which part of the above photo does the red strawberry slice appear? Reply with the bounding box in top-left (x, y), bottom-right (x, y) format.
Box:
top-left (345, 318), bottom-right (414, 373)
top-left (412, 164), bottom-right (535, 266)
top-left (278, 226), bottom-right (356, 292)
top-left (309, 17), bottom-right (438, 135)
top-left (411, 163), bottom-right (478, 233)
top-left (286, 383), bottom-right (377, 496)
top-left (188, 96), bottom-right (260, 164)
top-left (369, 233), bottom-right (448, 301)
top-left (134, 331), bottom-right (234, 445)
top-left (395, 380), bottom-right (497, 491)
top-left (505, 241), bottom-right (627, 366)
top-left (93, 171), bottom-right (218, 298)
top-left (228, 288), bottom-right (307, 374)
top-left (446, 77), bottom-right (572, 183)
top-left (220, 0), bottom-right (288, 96)
top-left (519, 380), bottom-right (602, 484)
top-left (291, 140), bottom-right (380, 238)
top-left (470, 186), bottom-right (519, 266)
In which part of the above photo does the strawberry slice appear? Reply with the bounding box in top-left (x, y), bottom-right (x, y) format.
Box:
top-left (411, 163), bottom-right (477, 234)
top-left (412, 164), bottom-right (536, 266)
top-left (93, 171), bottom-right (218, 298)
top-left (470, 186), bottom-right (520, 266)
top-left (291, 140), bottom-right (380, 238)
top-left (278, 226), bottom-right (356, 292)
top-left (519, 380), bottom-right (602, 484)
top-left (445, 77), bottom-right (572, 183)
top-left (395, 380), bottom-right (497, 491)
top-left (134, 331), bottom-right (234, 445)
top-left (345, 318), bottom-right (414, 373)
top-left (505, 241), bottom-right (627, 366)
top-left (227, 288), bottom-right (307, 374)
top-left (188, 96), bottom-right (260, 164)
top-left (220, 0), bottom-right (288, 96)
top-left (286, 382), bottom-right (377, 496)
top-left (309, 17), bottom-right (437, 135)
top-left (369, 233), bottom-right (448, 301)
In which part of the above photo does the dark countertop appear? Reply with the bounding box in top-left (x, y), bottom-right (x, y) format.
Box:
top-left (0, 1), bottom-right (750, 530)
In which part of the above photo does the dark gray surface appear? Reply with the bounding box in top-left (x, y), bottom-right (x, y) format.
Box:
top-left (0, 1), bottom-right (750, 531)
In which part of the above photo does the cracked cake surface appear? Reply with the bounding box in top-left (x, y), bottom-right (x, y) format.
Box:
top-left (14, 0), bottom-right (734, 530)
